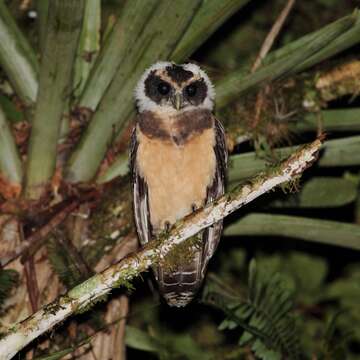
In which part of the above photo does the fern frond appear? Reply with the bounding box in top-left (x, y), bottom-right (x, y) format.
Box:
top-left (319, 311), bottom-right (353, 359)
top-left (46, 233), bottom-right (93, 289)
top-left (202, 260), bottom-right (302, 359)
top-left (46, 234), bottom-right (106, 329)
top-left (0, 269), bottom-right (19, 308)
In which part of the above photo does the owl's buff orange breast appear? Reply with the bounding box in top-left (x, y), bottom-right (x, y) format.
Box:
top-left (136, 127), bottom-right (216, 231)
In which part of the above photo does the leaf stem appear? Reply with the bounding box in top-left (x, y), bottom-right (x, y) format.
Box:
top-left (0, 2), bottom-right (39, 106)
top-left (24, 0), bottom-right (85, 199)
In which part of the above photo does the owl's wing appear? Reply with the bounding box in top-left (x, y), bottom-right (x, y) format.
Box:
top-left (201, 116), bottom-right (228, 276)
top-left (130, 127), bottom-right (152, 245)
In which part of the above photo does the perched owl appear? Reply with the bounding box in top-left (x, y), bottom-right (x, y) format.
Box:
top-left (130, 62), bottom-right (227, 307)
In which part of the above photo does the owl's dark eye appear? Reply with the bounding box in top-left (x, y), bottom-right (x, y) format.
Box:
top-left (157, 81), bottom-right (170, 95)
top-left (185, 84), bottom-right (197, 97)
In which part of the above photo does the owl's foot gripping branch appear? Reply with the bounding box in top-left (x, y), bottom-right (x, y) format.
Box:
top-left (0, 139), bottom-right (322, 360)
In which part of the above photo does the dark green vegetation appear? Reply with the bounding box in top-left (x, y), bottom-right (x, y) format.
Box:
top-left (0, 0), bottom-right (360, 359)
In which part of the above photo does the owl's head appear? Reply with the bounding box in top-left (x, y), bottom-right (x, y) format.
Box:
top-left (134, 62), bottom-right (215, 114)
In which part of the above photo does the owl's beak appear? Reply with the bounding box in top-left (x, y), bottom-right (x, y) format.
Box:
top-left (172, 92), bottom-right (183, 110)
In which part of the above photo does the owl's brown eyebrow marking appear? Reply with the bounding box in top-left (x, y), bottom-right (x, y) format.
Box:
top-left (165, 64), bottom-right (193, 84)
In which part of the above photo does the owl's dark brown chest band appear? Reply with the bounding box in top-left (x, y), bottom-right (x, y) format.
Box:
top-left (138, 109), bottom-right (213, 145)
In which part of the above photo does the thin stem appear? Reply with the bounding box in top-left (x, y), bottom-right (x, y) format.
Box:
top-left (251, 0), bottom-right (295, 72)
top-left (0, 139), bottom-right (321, 360)
top-left (24, 0), bottom-right (85, 200)
top-left (0, 2), bottom-right (39, 106)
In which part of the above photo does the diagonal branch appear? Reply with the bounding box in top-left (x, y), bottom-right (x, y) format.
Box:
top-left (0, 139), bottom-right (321, 360)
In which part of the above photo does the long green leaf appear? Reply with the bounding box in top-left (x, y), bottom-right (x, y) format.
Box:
top-left (216, 15), bottom-right (355, 108)
top-left (35, 0), bottom-right (49, 54)
top-left (229, 136), bottom-right (360, 182)
top-left (224, 213), bottom-right (360, 250)
top-left (73, 0), bottom-right (101, 98)
top-left (0, 104), bottom-right (22, 184)
top-left (171, 0), bottom-right (252, 61)
top-left (66, 0), bottom-right (202, 182)
top-left (268, 177), bottom-right (358, 209)
top-left (78, 0), bottom-right (158, 110)
top-left (294, 11), bottom-right (360, 73)
top-left (293, 109), bottom-right (360, 133)
top-left (0, 2), bottom-right (39, 105)
top-left (97, 152), bottom-right (128, 184)
top-left (25, 0), bottom-right (85, 199)
top-left (260, 12), bottom-right (360, 71)
top-left (356, 179), bottom-right (360, 225)
top-left (317, 135), bottom-right (360, 167)
top-left (126, 325), bottom-right (211, 359)
top-left (125, 326), bottom-right (161, 354)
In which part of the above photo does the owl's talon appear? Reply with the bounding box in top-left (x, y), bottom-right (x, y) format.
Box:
top-left (164, 221), bottom-right (171, 232)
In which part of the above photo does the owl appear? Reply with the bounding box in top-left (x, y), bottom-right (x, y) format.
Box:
top-left (130, 62), bottom-right (227, 307)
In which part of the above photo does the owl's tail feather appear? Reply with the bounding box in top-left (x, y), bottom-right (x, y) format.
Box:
top-left (153, 222), bottom-right (223, 307)
top-left (154, 242), bottom-right (204, 307)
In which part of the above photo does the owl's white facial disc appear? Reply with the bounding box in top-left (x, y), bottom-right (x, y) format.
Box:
top-left (134, 61), bottom-right (215, 113)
